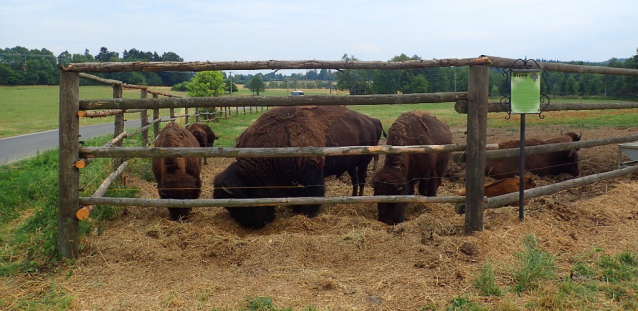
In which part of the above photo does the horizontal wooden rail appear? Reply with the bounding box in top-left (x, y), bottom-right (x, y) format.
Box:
top-left (485, 56), bottom-right (638, 76)
top-left (79, 92), bottom-right (468, 110)
top-left (79, 73), bottom-right (123, 85)
top-left (64, 57), bottom-right (492, 73)
top-left (78, 194), bottom-right (470, 210)
top-left (485, 164), bottom-right (638, 208)
top-left (79, 73), bottom-right (179, 98)
top-left (454, 133), bottom-right (638, 163)
top-left (454, 101), bottom-right (638, 114)
top-left (77, 161), bottom-right (129, 220)
top-left (79, 143), bottom-right (500, 159)
top-left (78, 109), bottom-right (125, 118)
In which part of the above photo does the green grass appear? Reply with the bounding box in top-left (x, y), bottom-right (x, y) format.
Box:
top-left (0, 134), bottom-right (141, 276)
top-left (3, 85), bottom-right (637, 139)
top-left (0, 85), bottom-right (161, 138)
top-left (474, 260), bottom-right (502, 296)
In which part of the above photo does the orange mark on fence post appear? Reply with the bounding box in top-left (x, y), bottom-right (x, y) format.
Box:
top-left (74, 160), bottom-right (87, 169)
top-left (76, 205), bottom-right (94, 220)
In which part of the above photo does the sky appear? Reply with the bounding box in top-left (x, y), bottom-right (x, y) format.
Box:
top-left (2, 0), bottom-right (637, 71)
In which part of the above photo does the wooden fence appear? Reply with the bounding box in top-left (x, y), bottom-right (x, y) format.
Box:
top-left (58, 56), bottom-right (638, 259)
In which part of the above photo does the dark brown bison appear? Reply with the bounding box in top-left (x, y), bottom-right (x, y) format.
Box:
top-left (324, 107), bottom-right (385, 196)
top-left (187, 123), bottom-right (219, 165)
top-left (371, 110), bottom-right (453, 225)
top-left (214, 106), bottom-right (350, 229)
top-left (485, 132), bottom-right (581, 179)
top-left (152, 121), bottom-right (202, 221)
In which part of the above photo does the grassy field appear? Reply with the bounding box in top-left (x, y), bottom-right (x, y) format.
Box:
top-left (3, 84), bottom-right (636, 139)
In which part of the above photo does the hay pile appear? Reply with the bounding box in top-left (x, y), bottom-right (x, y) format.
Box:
top-left (45, 126), bottom-right (638, 310)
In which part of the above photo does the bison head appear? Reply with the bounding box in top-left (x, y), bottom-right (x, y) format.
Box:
top-left (371, 169), bottom-right (413, 225)
top-left (213, 162), bottom-right (275, 229)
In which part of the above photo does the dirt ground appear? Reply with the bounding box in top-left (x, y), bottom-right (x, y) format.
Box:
top-left (51, 125), bottom-right (638, 310)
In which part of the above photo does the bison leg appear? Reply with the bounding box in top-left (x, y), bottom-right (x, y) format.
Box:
top-left (348, 167), bottom-right (359, 197)
top-left (418, 177), bottom-right (440, 197)
top-left (356, 163), bottom-right (370, 196)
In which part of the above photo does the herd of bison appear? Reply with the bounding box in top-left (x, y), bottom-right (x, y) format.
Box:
top-left (152, 105), bottom-right (587, 229)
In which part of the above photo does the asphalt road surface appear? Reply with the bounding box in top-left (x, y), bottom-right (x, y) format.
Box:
top-left (0, 120), bottom-right (142, 165)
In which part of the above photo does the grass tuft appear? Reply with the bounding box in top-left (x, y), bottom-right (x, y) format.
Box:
top-left (510, 235), bottom-right (556, 293)
top-left (474, 260), bottom-right (502, 296)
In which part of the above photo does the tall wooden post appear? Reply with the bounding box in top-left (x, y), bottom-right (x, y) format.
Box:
top-left (59, 71), bottom-right (80, 259)
top-left (113, 85), bottom-right (124, 169)
top-left (464, 65), bottom-right (489, 232)
top-left (153, 93), bottom-right (160, 141)
top-left (140, 90), bottom-right (149, 147)
top-left (185, 107), bottom-right (189, 125)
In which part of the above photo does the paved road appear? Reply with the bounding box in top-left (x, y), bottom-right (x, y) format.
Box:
top-left (0, 120), bottom-right (142, 165)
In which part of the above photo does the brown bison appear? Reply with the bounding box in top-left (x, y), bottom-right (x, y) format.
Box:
top-left (324, 107), bottom-right (385, 196)
top-left (371, 110), bottom-right (453, 225)
top-left (152, 121), bottom-right (202, 221)
top-left (187, 123), bottom-right (219, 165)
top-left (485, 132), bottom-right (581, 179)
top-left (457, 175), bottom-right (536, 213)
top-left (214, 106), bottom-right (351, 229)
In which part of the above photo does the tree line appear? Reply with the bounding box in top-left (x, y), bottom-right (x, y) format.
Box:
top-left (333, 52), bottom-right (638, 98)
top-left (1, 45), bottom-right (637, 98)
top-left (0, 46), bottom-right (193, 86)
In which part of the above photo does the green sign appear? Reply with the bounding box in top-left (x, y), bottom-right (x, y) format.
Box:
top-left (511, 69), bottom-right (542, 114)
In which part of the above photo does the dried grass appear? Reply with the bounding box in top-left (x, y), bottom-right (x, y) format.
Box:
top-left (7, 126), bottom-right (638, 310)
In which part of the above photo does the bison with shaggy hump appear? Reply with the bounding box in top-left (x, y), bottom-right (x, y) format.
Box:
top-left (324, 107), bottom-right (385, 196)
top-left (214, 106), bottom-right (365, 229)
top-left (485, 132), bottom-right (581, 179)
top-left (152, 121), bottom-right (202, 221)
top-left (371, 110), bottom-right (453, 225)
top-left (187, 123), bottom-right (219, 165)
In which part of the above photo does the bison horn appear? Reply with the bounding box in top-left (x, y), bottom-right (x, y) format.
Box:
top-left (396, 186), bottom-right (404, 192)
top-left (222, 185), bottom-right (234, 195)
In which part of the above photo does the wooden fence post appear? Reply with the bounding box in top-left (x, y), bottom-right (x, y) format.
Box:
top-left (153, 93), bottom-right (160, 140)
top-left (113, 85), bottom-right (124, 170)
top-left (464, 65), bottom-right (489, 232)
top-left (59, 71), bottom-right (80, 259)
top-left (185, 107), bottom-right (189, 125)
top-left (140, 90), bottom-right (149, 146)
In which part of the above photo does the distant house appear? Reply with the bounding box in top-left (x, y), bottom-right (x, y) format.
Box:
top-left (291, 90), bottom-right (305, 96)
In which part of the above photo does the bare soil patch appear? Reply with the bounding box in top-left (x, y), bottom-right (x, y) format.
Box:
top-left (54, 125), bottom-right (638, 310)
